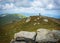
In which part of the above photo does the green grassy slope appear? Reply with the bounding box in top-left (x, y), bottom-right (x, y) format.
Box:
top-left (0, 14), bottom-right (26, 26)
top-left (0, 16), bottom-right (60, 43)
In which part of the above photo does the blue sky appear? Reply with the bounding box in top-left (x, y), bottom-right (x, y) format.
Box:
top-left (0, 0), bottom-right (60, 18)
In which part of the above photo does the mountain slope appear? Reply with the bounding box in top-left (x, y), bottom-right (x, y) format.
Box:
top-left (0, 14), bottom-right (26, 25)
top-left (0, 15), bottom-right (60, 43)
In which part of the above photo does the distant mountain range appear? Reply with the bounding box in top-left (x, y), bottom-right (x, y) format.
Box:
top-left (0, 15), bottom-right (60, 43)
top-left (0, 14), bottom-right (26, 25)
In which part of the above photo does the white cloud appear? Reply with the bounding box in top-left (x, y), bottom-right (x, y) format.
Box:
top-left (14, 7), bottom-right (36, 13)
top-left (1, 0), bottom-right (60, 16)
top-left (2, 0), bottom-right (15, 2)
top-left (31, 0), bottom-right (53, 8)
top-left (31, 0), bottom-right (45, 8)
top-left (31, 0), bottom-right (60, 9)
top-left (47, 4), bottom-right (54, 9)
top-left (2, 3), bottom-right (16, 10)
top-left (8, 0), bottom-right (15, 2)
top-left (14, 0), bottom-right (31, 7)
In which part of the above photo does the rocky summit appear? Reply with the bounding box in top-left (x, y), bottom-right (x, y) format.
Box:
top-left (0, 15), bottom-right (60, 43)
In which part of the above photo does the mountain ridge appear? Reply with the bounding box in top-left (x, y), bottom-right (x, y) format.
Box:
top-left (0, 14), bottom-right (26, 25)
top-left (0, 15), bottom-right (60, 43)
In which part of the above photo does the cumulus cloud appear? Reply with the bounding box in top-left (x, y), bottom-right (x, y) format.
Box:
top-left (31, 0), bottom-right (45, 8)
top-left (0, 0), bottom-right (60, 17)
top-left (2, 3), bottom-right (16, 10)
top-left (1, 0), bottom-right (60, 10)
top-left (14, 0), bottom-right (32, 7)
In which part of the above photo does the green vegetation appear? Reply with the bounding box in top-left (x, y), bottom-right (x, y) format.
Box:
top-left (0, 15), bottom-right (60, 43)
top-left (0, 14), bottom-right (26, 25)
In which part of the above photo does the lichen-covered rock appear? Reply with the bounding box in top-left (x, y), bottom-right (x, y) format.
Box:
top-left (11, 29), bottom-right (60, 43)
top-left (10, 38), bottom-right (35, 43)
top-left (10, 39), bottom-right (26, 43)
top-left (52, 30), bottom-right (60, 39)
top-left (33, 23), bottom-right (37, 26)
top-left (43, 19), bottom-right (48, 22)
top-left (37, 17), bottom-right (40, 20)
top-left (14, 31), bottom-right (36, 40)
top-left (36, 28), bottom-right (58, 42)
top-left (26, 18), bottom-right (31, 22)
top-left (37, 22), bottom-right (40, 24)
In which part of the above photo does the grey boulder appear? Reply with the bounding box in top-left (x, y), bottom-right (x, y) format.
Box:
top-left (36, 28), bottom-right (58, 42)
top-left (14, 31), bottom-right (36, 40)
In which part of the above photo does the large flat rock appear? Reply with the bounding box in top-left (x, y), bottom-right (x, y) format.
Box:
top-left (36, 28), bottom-right (59, 42)
top-left (14, 31), bottom-right (36, 40)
